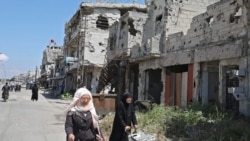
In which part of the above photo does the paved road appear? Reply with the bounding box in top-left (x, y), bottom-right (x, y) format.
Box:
top-left (0, 87), bottom-right (70, 141)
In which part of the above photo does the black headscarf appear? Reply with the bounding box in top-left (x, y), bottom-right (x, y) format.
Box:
top-left (121, 92), bottom-right (133, 105)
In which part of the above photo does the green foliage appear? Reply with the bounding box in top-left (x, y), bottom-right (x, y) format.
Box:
top-left (136, 104), bottom-right (168, 140)
top-left (101, 103), bottom-right (250, 141)
top-left (136, 103), bottom-right (250, 141)
top-left (60, 92), bottom-right (73, 100)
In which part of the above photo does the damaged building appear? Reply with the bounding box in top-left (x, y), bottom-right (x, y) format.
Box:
top-left (40, 43), bottom-right (63, 92)
top-left (103, 10), bottom-right (147, 101)
top-left (63, 2), bottom-right (147, 94)
top-left (105, 0), bottom-right (250, 116)
top-left (39, 0), bottom-right (250, 116)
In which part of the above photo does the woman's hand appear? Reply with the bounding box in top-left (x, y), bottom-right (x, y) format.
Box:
top-left (134, 124), bottom-right (138, 129)
top-left (125, 126), bottom-right (131, 132)
top-left (96, 134), bottom-right (103, 141)
top-left (68, 134), bottom-right (75, 141)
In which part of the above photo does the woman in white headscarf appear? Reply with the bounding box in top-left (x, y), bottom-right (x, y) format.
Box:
top-left (64, 87), bottom-right (103, 141)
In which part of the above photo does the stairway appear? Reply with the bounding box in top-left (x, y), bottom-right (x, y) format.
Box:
top-left (97, 60), bottom-right (119, 93)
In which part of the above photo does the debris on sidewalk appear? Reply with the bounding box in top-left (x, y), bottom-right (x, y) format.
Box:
top-left (128, 130), bottom-right (159, 141)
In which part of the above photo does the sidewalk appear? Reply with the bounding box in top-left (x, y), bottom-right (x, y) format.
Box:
top-left (41, 89), bottom-right (71, 110)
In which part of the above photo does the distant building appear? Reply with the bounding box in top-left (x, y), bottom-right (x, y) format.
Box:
top-left (40, 44), bottom-right (63, 90)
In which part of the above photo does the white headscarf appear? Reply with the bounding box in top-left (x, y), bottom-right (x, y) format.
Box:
top-left (64, 87), bottom-right (99, 129)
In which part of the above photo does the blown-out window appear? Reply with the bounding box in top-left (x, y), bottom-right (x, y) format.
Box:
top-left (96, 15), bottom-right (109, 30)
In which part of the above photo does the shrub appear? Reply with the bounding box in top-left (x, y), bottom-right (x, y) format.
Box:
top-left (60, 92), bottom-right (73, 100)
top-left (101, 103), bottom-right (250, 141)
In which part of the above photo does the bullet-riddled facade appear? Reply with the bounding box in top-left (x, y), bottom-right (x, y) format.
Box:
top-left (64, 2), bottom-right (146, 94)
top-left (106, 10), bottom-right (147, 100)
top-left (128, 0), bottom-right (250, 116)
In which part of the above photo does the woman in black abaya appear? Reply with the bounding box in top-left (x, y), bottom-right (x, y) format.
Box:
top-left (31, 84), bottom-right (38, 101)
top-left (109, 92), bottom-right (138, 141)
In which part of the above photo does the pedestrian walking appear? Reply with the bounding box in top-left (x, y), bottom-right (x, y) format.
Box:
top-left (109, 92), bottom-right (138, 141)
top-left (31, 83), bottom-right (38, 101)
top-left (2, 82), bottom-right (10, 101)
top-left (60, 82), bottom-right (65, 94)
top-left (64, 87), bottom-right (104, 141)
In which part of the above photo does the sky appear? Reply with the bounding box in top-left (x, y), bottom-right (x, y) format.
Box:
top-left (0, 0), bottom-right (82, 79)
top-left (0, 0), bottom-right (145, 79)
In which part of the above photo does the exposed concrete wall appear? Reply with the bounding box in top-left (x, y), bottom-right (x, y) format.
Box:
top-left (164, 0), bottom-right (248, 65)
top-left (160, 0), bottom-right (249, 116)
top-left (165, 0), bottom-right (220, 36)
top-left (194, 40), bottom-right (245, 62)
top-left (83, 8), bottom-right (121, 66)
top-left (142, 0), bottom-right (166, 41)
top-left (107, 11), bottom-right (147, 60)
top-left (131, 0), bottom-right (219, 61)
top-left (134, 0), bottom-right (221, 101)
top-left (141, 0), bottom-right (166, 56)
top-left (118, 11), bottom-right (147, 56)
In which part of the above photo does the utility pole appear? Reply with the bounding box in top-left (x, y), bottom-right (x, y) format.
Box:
top-left (76, 9), bottom-right (87, 88)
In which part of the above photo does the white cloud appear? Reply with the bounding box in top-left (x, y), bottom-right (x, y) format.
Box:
top-left (0, 53), bottom-right (8, 61)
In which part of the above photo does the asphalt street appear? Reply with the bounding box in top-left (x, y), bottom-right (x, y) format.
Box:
top-left (0, 86), bottom-right (70, 141)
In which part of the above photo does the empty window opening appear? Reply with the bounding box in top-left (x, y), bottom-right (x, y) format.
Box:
top-left (156, 14), bottom-right (162, 22)
top-left (206, 16), bottom-right (214, 27)
top-left (234, 6), bottom-right (242, 17)
top-left (96, 15), bottom-right (109, 30)
top-left (109, 37), bottom-right (114, 50)
top-left (128, 18), bottom-right (137, 36)
top-left (121, 21), bottom-right (126, 29)
top-left (230, 6), bottom-right (242, 23)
